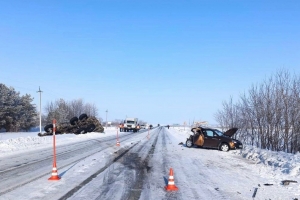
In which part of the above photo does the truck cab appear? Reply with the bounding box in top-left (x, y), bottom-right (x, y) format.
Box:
top-left (123, 118), bottom-right (140, 132)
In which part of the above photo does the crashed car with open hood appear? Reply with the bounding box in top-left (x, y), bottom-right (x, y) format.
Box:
top-left (186, 126), bottom-right (243, 151)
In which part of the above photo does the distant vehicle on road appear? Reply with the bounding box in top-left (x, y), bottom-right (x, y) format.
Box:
top-left (122, 118), bottom-right (140, 132)
top-left (140, 124), bottom-right (146, 129)
top-left (186, 126), bottom-right (242, 151)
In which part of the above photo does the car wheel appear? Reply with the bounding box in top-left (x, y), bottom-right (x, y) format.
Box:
top-left (220, 143), bottom-right (229, 152)
top-left (44, 124), bottom-right (53, 133)
top-left (79, 113), bottom-right (88, 121)
top-left (186, 139), bottom-right (193, 148)
top-left (70, 117), bottom-right (79, 125)
top-left (75, 128), bottom-right (86, 135)
top-left (87, 124), bottom-right (96, 132)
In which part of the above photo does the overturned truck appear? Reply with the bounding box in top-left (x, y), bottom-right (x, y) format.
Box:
top-left (38, 114), bottom-right (104, 136)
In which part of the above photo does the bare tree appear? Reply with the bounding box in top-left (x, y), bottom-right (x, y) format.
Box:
top-left (44, 98), bottom-right (100, 125)
top-left (215, 69), bottom-right (300, 154)
top-left (68, 99), bottom-right (84, 119)
top-left (84, 103), bottom-right (98, 117)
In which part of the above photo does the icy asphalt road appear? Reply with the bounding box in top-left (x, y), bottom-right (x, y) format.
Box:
top-left (0, 127), bottom-right (299, 200)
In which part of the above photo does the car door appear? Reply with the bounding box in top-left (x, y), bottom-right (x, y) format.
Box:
top-left (203, 130), bottom-right (219, 148)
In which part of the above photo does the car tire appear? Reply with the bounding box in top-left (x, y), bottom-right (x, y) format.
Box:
top-left (79, 113), bottom-right (88, 121)
top-left (220, 143), bottom-right (229, 152)
top-left (186, 139), bottom-right (193, 148)
top-left (38, 132), bottom-right (44, 137)
top-left (75, 128), bottom-right (86, 135)
top-left (70, 117), bottom-right (79, 125)
top-left (44, 124), bottom-right (53, 133)
top-left (87, 124), bottom-right (96, 132)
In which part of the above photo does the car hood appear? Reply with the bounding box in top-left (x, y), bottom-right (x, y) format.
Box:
top-left (223, 128), bottom-right (238, 137)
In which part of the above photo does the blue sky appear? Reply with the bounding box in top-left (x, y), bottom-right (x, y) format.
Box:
top-left (0, 0), bottom-right (299, 125)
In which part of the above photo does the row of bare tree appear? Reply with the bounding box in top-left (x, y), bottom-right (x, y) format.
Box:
top-left (43, 98), bottom-right (101, 125)
top-left (43, 99), bottom-right (148, 128)
top-left (215, 69), bottom-right (300, 154)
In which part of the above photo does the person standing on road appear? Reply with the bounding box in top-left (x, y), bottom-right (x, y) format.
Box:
top-left (119, 123), bottom-right (124, 132)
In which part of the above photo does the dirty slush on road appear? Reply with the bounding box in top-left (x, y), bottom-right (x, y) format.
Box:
top-left (60, 128), bottom-right (162, 200)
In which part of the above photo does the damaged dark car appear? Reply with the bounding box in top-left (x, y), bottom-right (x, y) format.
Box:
top-left (186, 126), bottom-right (243, 151)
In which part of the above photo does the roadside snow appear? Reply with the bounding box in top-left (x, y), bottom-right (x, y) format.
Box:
top-left (172, 127), bottom-right (300, 179)
top-left (0, 128), bottom-right (116, 155)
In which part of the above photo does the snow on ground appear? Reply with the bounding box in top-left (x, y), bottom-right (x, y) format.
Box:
top-left (0, 126), bottom-right (299, 199)
top-left (159, 127), bottom-right (300, 199)
top-left (0, 127), bottom-right (118, 155)
top-left (172, 127), bottom-right (300, 177)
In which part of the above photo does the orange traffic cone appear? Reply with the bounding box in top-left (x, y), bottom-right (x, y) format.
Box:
top-left (165, 168), bottom-right (178, 191)
top-left (116, 140), bottom-right (120, 146)
top-left (48, 165), bottom-right (60, 180)
top-left (48, 119), bottom-right (60, 181)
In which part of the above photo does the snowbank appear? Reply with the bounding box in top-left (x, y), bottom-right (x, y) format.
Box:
top-left (171, 126), bottom-right (300, 178)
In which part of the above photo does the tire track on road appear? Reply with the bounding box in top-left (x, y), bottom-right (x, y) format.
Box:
top-left (0, 132), bottom-right (142, 196)
top-left (61, 128), bottom-right (161, 200)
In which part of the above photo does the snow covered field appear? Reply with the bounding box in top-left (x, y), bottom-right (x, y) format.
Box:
top-left (0, 126), bottom-right (299, 200)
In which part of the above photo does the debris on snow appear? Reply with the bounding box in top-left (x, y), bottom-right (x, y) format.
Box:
top-left (252, 188), bottom-right (258, 198)
top-left (264, 183), bottom-right (273, 186)
top-left (282, 180), bottom-right (298, 185)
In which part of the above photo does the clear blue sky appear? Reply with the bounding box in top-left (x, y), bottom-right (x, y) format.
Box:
top-left (0, 1), bottom-right (299, 125)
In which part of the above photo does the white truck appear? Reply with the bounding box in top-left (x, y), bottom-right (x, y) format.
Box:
top-left (122, 117), bottom-right (140, 132)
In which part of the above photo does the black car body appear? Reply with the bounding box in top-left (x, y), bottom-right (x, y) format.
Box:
top-left (186, 126), bottom-right (243, 151)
